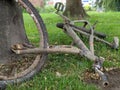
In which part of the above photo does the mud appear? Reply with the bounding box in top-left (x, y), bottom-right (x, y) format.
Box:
top-left (84, 68), bottom-right (120, 90)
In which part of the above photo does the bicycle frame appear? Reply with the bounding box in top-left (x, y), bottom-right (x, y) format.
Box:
top-left (11, 1), bottom-right (119, 87)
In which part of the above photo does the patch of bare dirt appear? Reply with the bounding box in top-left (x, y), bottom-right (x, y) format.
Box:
top-left (0, 55), bottom-right (36, 77)
top-left (83, 68), bottom-right (120, 90)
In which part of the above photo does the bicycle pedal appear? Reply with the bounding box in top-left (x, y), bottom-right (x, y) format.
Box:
top-left (54, 2), bottom-right (64, 12)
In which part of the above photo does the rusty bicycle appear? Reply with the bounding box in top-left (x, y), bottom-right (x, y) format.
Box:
top-left (0, 0), bottom-right (119, 89)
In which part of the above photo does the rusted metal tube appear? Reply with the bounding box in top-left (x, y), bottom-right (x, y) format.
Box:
top-left (69, 23), bottom-right (106, 38)
top-left (95, 67), bottom-right (109, 87)
top-left (72, 27), bottom-right (113, 47)
top-left (12, 46), bottom-right (80, 55)
top-left (64, 24), bottom-right (97, 61)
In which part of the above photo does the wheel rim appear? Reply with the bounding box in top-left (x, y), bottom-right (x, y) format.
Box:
top-left (0, 0), bottom-right (48, 83)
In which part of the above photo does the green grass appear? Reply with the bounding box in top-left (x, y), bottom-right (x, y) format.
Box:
top-left (7, 12), bottom-right (120, 90)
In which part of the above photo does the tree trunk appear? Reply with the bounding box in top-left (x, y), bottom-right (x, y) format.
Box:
top-left (0, 0), bottom-right (29, 63)
top-left (29, 0), bottom-right (44, 7)
top-left (64, 0), bottom-right (87, 19)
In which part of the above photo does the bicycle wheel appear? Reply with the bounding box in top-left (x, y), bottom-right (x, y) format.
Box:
top-left (0, 0), bottom-right (48, 89)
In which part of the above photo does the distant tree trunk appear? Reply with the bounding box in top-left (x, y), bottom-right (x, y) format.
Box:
top-left (40, 0), bottom-right (44, 7)
top-left (29, 0), bottom-right (44, 7)
top-left (64, 0), bottom-right (87, 19)
top-left (0, 0), bottom-right (29, 63)
top-left (103, 0), bottom-right (120, 11)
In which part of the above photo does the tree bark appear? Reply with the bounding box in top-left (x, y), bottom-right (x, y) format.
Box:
top-left (29, 0), bottom-right (44, 7)
top-left (0, 0), bottom-right (29, 63)
top-left (64, 0), bottom-right (87, 19)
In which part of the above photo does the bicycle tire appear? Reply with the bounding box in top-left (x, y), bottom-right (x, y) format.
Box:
top-left (0, 0), bottom-right (48, 89)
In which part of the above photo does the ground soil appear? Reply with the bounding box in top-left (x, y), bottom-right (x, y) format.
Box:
top-left (0, 55), bottom-right (36, 77)
top-left (84, 68), bottom-right (120, 90)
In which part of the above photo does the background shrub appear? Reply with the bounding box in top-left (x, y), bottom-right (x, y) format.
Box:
top-left (22, 6), bottom-right (56, 13)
